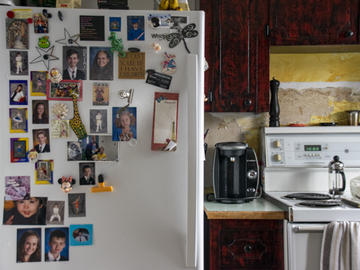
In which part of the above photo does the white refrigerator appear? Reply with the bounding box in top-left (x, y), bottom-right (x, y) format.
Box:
top-left (0, 6), bottom-right (204, 270)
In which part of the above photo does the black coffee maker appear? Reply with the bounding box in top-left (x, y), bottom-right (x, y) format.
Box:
top-left (213, 142), bottom-right (259, 203)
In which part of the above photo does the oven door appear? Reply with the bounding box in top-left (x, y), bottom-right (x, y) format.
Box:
top-left (287, 222), bottom-right (327, 270)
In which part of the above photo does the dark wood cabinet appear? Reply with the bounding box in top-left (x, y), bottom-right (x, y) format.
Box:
top-left (205, 217), bottom-right (284, 270)
top-left (269, 0), bottom-right (359, 45)
top-left (201, 0), bottom-right (270, 113)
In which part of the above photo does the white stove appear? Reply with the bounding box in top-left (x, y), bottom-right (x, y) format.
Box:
top-left (262, 127), bottom-right (360, 270)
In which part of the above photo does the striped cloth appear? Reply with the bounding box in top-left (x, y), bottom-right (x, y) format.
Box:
top-left (320, 221), bottom-right (360, 270)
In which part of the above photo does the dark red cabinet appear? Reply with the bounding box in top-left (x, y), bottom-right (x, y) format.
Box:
top-left (269, 0), bottom-right (359, 45)
top-left (201, 0), bottom-right (270, 113)
top-left (205, 217), bottom-right (284, 270)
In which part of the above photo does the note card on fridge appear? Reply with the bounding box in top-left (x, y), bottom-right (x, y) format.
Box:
top-left (151, 92), bottom-right (179, 151)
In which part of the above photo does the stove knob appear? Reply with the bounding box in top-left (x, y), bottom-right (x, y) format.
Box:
top-left (273, 154), bottom-right (282, 161)
top-left (273, 140), bottom-right (281, 148)
top-left (247, 170), bottom-right (258, 180)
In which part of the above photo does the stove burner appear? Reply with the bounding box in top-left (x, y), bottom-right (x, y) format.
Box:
top-left (296, 200), bottom-right (342, 207)
top-left (284, 193), bottom-right (332, 200)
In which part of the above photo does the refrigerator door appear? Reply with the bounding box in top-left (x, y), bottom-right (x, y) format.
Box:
top-left (0, 7), bottom-right (204, 270)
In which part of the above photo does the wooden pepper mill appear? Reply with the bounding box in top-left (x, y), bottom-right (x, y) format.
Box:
top-left (269, 77), bottom-right (280, 127)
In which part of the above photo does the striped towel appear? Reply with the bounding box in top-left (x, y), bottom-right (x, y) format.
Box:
top-left (320, 221), bottom-right (360, 270)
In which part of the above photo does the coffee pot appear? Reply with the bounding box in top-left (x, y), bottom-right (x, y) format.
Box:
top-left (328, 155), bottom-right (346, 198)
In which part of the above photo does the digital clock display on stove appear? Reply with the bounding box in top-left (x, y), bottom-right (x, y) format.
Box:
top-left (304, 145), bottom-right (321, 151)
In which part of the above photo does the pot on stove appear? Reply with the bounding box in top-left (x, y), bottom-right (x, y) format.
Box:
top-left (328, 155), bottom-right (346, 198)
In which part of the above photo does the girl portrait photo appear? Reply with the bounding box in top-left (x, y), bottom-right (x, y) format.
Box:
top-left (32, 100), bottom-right (49, 124)
top-left (89, 47), bottom-right (113, 80)
top-left (3, 197), bottom-right (47, 225)
top-left (112, 107), bottom-right (137, 141)
top-left (30, 71), bottom-right (47, 96)
top-left (10, 80), bottom-right (27, 105)
top-left (16, 228), bottom-right (41, 263)
top-left (9, 108), bottom-right (28, 133)
top-left (10, 51), bottom-right (28, 76)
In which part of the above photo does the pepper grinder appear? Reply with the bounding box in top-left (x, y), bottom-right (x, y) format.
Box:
top-left (269, 77), bottom-right (280, 127)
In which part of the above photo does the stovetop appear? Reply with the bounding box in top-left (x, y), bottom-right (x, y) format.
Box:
top-left (265, 191), bottom-right (360, 222)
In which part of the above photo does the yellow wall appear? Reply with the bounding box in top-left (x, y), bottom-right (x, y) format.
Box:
top-left (270, 52), bottom-right (360, 82)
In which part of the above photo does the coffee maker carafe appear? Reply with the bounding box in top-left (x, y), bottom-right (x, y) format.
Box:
top-left (213, 142), bottom-right (259, 203)
top-left (328, 155), bottom-right (346, 198)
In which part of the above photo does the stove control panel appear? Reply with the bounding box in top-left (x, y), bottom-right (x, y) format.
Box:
top-left (264, 128), bottom-right (360, 167)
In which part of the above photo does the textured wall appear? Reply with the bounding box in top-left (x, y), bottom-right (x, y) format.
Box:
top-left (204, 51), bottom-right (360, 188)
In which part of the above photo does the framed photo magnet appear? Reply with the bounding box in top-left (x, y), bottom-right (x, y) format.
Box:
top-left (151, 92), bottom-right (179, 151)
top-left (9, 108), bottom-right (28, 133)
top-left (10, 137), bottom-right (29, 163)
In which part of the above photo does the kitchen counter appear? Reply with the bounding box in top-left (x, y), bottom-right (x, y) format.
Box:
top-left (204, 198), bottom-right (285, 219)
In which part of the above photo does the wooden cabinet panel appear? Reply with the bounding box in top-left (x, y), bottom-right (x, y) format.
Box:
top-left (270, 0), bottom-right (359, 45)
top-left (201, 0), bottom-right (270, 113)
top-left (205, 218), bottom-right (284, 270)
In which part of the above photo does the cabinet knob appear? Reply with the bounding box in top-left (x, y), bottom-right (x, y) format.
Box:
top-left (243, 98), bottom-right (252, 107)
top-left (345, 30), bottom-right (354, 37)
top-left (243, 244), bottom-right (253, 253)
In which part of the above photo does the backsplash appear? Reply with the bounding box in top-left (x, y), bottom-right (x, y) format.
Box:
top-left (204, 51), bottom-right (360, 187)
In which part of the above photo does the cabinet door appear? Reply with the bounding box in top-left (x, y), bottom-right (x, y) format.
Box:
top-left (270, 0), bottom-right (359, 45)
top-left (208, 219), bottom-right (284, 270)
top-left (202, 0), bottom-right (269, 112)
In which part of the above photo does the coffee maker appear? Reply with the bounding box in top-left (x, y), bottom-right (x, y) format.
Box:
top-left (213, 142), bottom-right (259, 203)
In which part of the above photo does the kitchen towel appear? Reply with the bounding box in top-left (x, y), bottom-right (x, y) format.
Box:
top-left (320, 221), bottom-right (360, 270)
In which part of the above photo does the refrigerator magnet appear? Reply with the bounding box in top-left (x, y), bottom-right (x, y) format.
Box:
top-left (161, 52), bottom-right (176, 74)
top-left (35, 160), bottom-right (53, 184)
top-left (31, 71), bottom-right (48, 96)
top-left (33, 13), bottom-right (48, 33)
top-left (127, 16), bottom-right (145, 41)
top-left (10, 51), bottom-right (28, 76)
top-left (151, 92), bottom-right (179, 151)
top-left (70, 224), bottom-right (93, 246)
top-left (118, 52), bottom-right (145, 79)
top-left (146, 70), bottom-right (172, 89)
top-left (6, 18), bottom-right (29, 49)
top-left (109, 17), bottom-right (121, 32)
top-left (9, 80), bottom-right (28, 105)
top-left (9, 108), bottom-right (28, 133)
top-left (10, 137), bottom-right (29, 163)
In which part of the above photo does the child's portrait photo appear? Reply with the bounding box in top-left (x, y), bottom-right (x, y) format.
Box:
top-left (112, 107), bottom-right (137, 141)
top-left (127, 16), bottom-right (145, 41)
top-left (16, 228), bottom-right (41, 263)
top-left (9, 108), bottom-right (28, 133)
top-left (67, 141), bottom-right (82, 161)
top-left (30, 71), bottom-right (47, 96)
top-left (109, 17), bottom-right (121, 31)
top-left (35, 160), bottom-right (53, 184)
top-left (33, 128), bottom-right (50, 153)
top-left (92, 82), bottom-right (109, 105)
top-left (68, 193), bottom-right (86, 217)
top-left (10, 51), bottom-right (28, 76)
top-left (33, 13), bottom-right (48, 33)
top-left (3, 197), bottom-right (47, 225)
top-left (6, 18), bottom-right (29, 49)
top-left (46, 201), bottom-right (65, 225)
top-left (45, 227), bottom-right (69, 262)
top-left (5, 176), bottom-right (30, 201)
top-left (32, 100), bottom-right (49, 124)
top-left (90, 109), bottom-right (107, 134)
top-left (10, 80), bottom-right (27, 105)
top-left (89, 47), bottom-right (113, 80)
top-left (70, 224), bottom-right (93, 246)
top-left (11, 138), bottom-right (29, 163)
top-left (62, 46), bottom-right (87, 80)
top-left (79, 162), bottom-right (95, 185)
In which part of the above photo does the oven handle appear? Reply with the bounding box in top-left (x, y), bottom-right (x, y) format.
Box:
top-left (293, 225), bottom-right (326, 232)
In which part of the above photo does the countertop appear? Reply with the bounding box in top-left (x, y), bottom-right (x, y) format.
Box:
top-left (204, 198), bottom-right (286, 220)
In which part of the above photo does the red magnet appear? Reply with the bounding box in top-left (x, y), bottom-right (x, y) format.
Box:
top-left (7, 10), bottom-right (14, 18)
